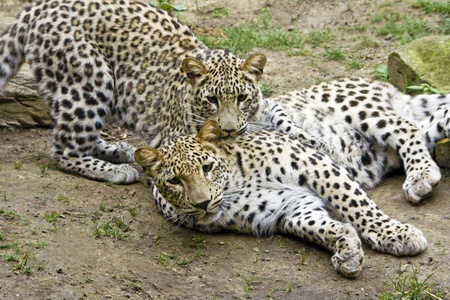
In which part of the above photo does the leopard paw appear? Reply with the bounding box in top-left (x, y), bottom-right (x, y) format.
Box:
top-left (403, 162), bottom-right (441, 203)
top-left (104, 164), bottom-right (139, 184)
top-left (331, 225), bottom-right (364, 277)
top-left (371, 223), bottom-right (427, 256)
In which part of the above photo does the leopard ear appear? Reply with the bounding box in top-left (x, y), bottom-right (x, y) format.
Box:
top-left (134, 147), bottom-right (162, 174)
top-left (241, 53), bottom-right (267, 80)
top-left (182, 57), bottom-right (208, 85)
top-left (196, 120), bottom-right (221, 146)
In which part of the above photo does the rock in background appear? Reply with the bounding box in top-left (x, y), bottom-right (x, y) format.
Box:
top-left (388, 35), bottom-right (450, 93)
top-left (0, 65), bottom-right (51, 127)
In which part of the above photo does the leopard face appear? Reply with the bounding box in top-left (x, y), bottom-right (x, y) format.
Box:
top-left (182, 51), bottom-right (266, 138)
top-left (135, 125), bottom-right (230, 219)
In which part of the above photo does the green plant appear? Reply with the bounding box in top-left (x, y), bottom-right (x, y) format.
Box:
top-left (378, 267), bottom-right (444, 300)
top-left (413, 0), bottom-right (450, 14)
top-left (38, 162), bottom-right (58, 176)
top-left (200, 9), bottom-right (306, 57)
top-left (0, 207), bottom-right (24, 220)
top-left (374, 64), bottom-right (390, 82)
top-left (57, 194), bottom-right (70, 204)
top-left (93, 217), bottom-right (131, 240)
top-left (296, 250), bottom-right (308, 265)
top-left (405, 83), bottom-right (443, 94)
top-left (151, 0), bottom-right (187, 12)
top-left (211, 7), bottom-right (229, 18)
top-left (14, 160), bottom-right (23, 170)
top-left (324, 47), bottom-right (345, 61)
top-left (261, 78), bottom-right (279, 97)
top-left (306, 28), bottom-right (337, 48)
top-left (105, 182), bottom-right (117, 188)
top-left (43, 211), bottom-right (61, 223)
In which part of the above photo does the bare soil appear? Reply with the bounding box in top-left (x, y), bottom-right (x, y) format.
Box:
top-left (0, 1), bottom-right (449, 299)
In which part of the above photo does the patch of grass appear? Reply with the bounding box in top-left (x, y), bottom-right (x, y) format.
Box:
top-left (353, 24), bottom-right (368, 32)
top-left (296, 249), bottom-right (308, 266)
top-left (413, 0), bottom-right (450, 14)
top-left (0, 207), bottom-right (24, 220)
top-left (283, 282), bottom-right (293, 293)
top-left (0, 241), bottom-right (20, 252)
top-left (240, 273), bottom-right (262, 294)
top-left (93, 217), bottom-right (131, 240)
top-left (347, 55), bottom-right (365, 70)
top-left (375, 13), bottom-right (433, 44)
top-left (323, 47), bottom-right (346, 61)
top-left (153, 250), bottom-right (195, 267)
top-left (200, 9), bottom-right (306, 57)
top-left (27, 239), bottom-right (48, 249)
top-left (378, 267), bottom-right (444, 300)
top-left (14, 160), bottom-right (23, 170)
top-left (105, 182), bottom-right (117, 188)
top-left (151, 0), bottom-right (187, 12)
top-left (357, 35), bottom-right (380, 49)
top-left (261, 78), bottom-right (279, 97)
top-left (43, 211), bottom-right (61, 223)
top-left (377, 0), bottom-right (394, 8)
top-left (306, 28), bottom-right (337, 48)
top-left (57, 194), bottom-right (70, 204)
top-left (0, 231), bottom-right (5, 241)
top-left (211, 7), bottom-right (229, 18)
top-left (37, 162), bottom-right (58, 176)
top-left (39, 194), bottom-right (48, 206)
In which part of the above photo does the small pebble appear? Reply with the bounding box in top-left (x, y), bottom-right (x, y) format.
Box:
top-left (218, 242), bottom-right (225, 246)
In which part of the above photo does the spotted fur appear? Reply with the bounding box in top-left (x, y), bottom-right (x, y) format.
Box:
top-left (135, 120), bottom-right (427, 277)
top-left (266, 78), bottom-right (450, 203)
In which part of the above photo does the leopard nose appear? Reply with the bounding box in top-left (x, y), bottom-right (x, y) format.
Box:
top-left (194, 200), bottom-right (211, 211)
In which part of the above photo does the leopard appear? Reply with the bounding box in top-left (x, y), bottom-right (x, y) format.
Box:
top-left (0, 0), bottom-right (275, 184)
top-left (265, 78), bottom-right (450, 203)
top-left (134, 120), bottom-right (428, 277)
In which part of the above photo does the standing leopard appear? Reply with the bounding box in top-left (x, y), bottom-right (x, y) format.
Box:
top-left (135, 120), bottom-right (427, 277)
top-left (0, 0), bottom-right (275, 183)
top-left (266, 78), bottom-right (449, 203)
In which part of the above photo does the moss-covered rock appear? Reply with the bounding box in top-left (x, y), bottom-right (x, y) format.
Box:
top-left (388, 36), bottom-right (450, 93)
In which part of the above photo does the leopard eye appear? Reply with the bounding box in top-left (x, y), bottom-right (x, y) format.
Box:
top-left (237, 94), bottom-right (247, 103)
top-left (202, 163), bottom-right (213, 173)
top-left (206, 95), bottom-right (218, 104)
top-left (167, 177), bottom-right (181, 185)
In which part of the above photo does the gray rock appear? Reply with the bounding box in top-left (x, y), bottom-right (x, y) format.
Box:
top-left (0, 65), bottom-right (51, 127)
top-left (388, 36), bottom-right (450, 93)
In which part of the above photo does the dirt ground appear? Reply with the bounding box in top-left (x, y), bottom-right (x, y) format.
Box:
top-left (0, 1), bottom-right (449, 299)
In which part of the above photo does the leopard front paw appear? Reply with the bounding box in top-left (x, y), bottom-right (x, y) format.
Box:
top-left (370, 223), bottom-right (427, 256)
top-left (104, 164), bottom-right (139, 184)
top-left (403, 162), bottom-right (441, 203)
top-left (331, 225), bottom-right (364, 278)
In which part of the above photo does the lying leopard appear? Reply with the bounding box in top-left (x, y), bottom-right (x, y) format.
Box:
top-left (135, 120), bottom-right (427, 277)
top-left (267, 78), bottom-right (450, 203)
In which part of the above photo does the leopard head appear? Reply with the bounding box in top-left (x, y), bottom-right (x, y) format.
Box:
top-left (135, 120), bottom-right (229, 219)
top-left (182, 50), bottom-right (266, 138)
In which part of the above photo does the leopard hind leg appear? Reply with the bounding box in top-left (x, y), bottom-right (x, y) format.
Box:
top-left (33, 45), bottom-right (138, 184)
